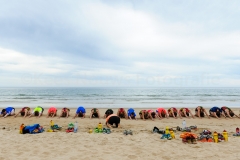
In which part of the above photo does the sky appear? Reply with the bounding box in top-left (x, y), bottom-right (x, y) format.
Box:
top-left (0, 0), bottom-right (240, 87)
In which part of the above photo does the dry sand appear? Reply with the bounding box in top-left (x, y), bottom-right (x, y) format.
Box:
top-left (0, 108), bottom-right (240, 160)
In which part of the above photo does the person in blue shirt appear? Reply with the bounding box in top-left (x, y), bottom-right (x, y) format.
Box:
top-left (127, 108), bottom-right (137, 120)
top-left (73, 106), bottom-right (86, 119)
top-left (209, 106), bottom-right (227, 119)
top-left (1, 107), bottom-right (15, 118)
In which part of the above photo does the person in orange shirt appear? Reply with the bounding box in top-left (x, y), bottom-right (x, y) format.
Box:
top-left (156, 108), bottom-right (168, 119)
top-left (47, 107), bottom-right (57, 118)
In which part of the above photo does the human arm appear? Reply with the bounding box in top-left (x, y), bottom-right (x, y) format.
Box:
top-left (189, 111), bottom-right (195, 119)
top-left (203, 109), bottom-right (210, 119)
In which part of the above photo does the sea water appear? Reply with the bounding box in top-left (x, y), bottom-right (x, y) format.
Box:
top-left (0, 87), bottom-right (239, 108)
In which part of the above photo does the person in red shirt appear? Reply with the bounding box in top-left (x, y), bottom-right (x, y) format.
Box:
top-left (179, 108), bottom-right (194, 119)
top-left (47, 107), bottom-right (57, 118)
top-left (221, 106), bottom-right (239, 118)
top-left (167, 107), bottom-right (178, 119)
top-left (117, 108), bottom-right (127, 119)
top-left (58, 107), bottom-right (70, 118)
top-left (14, 107), bottom-right (31, 118)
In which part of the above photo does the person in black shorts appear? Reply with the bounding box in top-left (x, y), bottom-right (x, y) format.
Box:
top-left (90, 108), bottom-right (101, 119)
top-left (106, 114), bottom-right (120, 128)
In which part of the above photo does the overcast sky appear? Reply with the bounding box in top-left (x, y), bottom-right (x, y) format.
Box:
top-left (0, 0), bottom-right (239, 87)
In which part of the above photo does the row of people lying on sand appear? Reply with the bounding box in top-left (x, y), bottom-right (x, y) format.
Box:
top-left (1, 106), bottom-right (239, 120)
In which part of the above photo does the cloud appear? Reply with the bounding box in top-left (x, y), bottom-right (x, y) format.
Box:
top-left (0, 1), bottom-right (240, 87)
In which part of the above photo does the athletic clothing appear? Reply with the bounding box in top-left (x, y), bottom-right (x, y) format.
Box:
top-left (210, 107), bottom-right (222, 113)
top-left (127, 108), bottom-right (136, 117)
top-left (147, 110), bottom-right (154, 113)
top-left (168, 107), bottom-right (177, 113)
top-left (195, 106), bottom-right (203, 112)
top-left (139, 110), bottom-right (146, 115)
top-left (21, 107), bottom-right (30, 112)
top-left (105, 109), bottom-right (113, 115)
top-left (76, 106), bottom-right (86, 114)
top-left (156, 108), bottom-right (167, 114)
top-left (48, 107), bottom-right (57, 113)
top-left (221, 106), bottom-right (231, 111)
top-left (62, 108), bottom-right (70, 112)
top-left (2, 107), bottom-right (15, 115)
top-left (179, 108), bottom-right (190, 113)
top-left (32, 106), bottom-right (43, 114)
top-left (106, 114), bottom-right (120, 127)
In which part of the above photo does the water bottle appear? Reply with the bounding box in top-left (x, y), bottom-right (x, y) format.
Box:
top-left (74, 121), bottom-right (78, 133)
top-left (182, 120), bottom-right (186, 129)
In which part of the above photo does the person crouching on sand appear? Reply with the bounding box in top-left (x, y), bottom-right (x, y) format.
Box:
top-left (29, 106), bottom-right (44, 118)
top-left (168, 107), bottom-right (178, 119)
top-left (106, 114), bottom-right (120, 128)
top-left (209, 106), bottom-right (227, 119)
top-left (104, 109), bottom-right (114, 118)
top-left (117, 108), bottom-right (127, 119)
top-left (127, 108), bottom-right (137, 120)
top-left (1, 107), bottom-right (15, 118)
top-left (14, 107), bottom-right (31, 118)
top-left (221, 106), bottom-right (239, 118)
top-left (47, 106), bottom-right (57, 118)
top-left (147, 110), bottom-right (159, 121)
top-left (139, 110), bottom-right (148, 121)
top-left (195, 106), bottom-right (210, 119)
top-left (73, 106), bottom-right (86, 119)
top-left (156, 108), bottom-right (168, 119)
top-left (179, 108), bottom-right (195, 119)
top-left (90, 108), bottom-right (100, 119)
top-left (58, 107), bottom-right (70, 118)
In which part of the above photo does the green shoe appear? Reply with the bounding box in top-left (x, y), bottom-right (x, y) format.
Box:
top-left (94, 127), bottom-right (99, 133)
top-left (98, 129), bottom-right (103, 133)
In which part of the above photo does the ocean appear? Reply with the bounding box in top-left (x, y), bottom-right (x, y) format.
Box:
top-left (0, 87), bottom-right (239, 109)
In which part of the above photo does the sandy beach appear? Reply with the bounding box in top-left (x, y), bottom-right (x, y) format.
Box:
top-left (1, 108), bottom-right (240, 160)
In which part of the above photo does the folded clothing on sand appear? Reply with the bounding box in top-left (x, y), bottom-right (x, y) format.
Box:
top-left (20, 124), bottom-right (44, 134)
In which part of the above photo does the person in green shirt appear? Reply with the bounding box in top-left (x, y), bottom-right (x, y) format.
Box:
top-left (28, 106), bottom-right (44, 118)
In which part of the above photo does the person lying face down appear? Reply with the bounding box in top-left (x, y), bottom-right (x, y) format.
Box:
top-left (127, 108), bottom-right (137, 120)
top-left (117, 108), bottom-right (127, 119)
top-left (90, 108), bottom-right (100, 119)
top-left (179, 108), bottom-right (195, 119)
top-left (59, 107), bottom-right (70, 118)
top-left (104, 109), bottom-right (114, 118)
top-left (139, 110), bottom-right (148, 121)
top-left (156, 108), bottom-right (168, 119)
top-left (1, 107), bottom-right (15, 118)
top-left (221, 106), bottom-right (239, 119)
top-left (195, 106), bottom-right (210, 119)
top-left (73, 106), bottom-right (86, 119)
top-left (14, 107), bottom-right (31, 118)
top-left (168, 107), bottom-right (178, 119)
top-left (29, 106), bottom-right (44, 118)
top-left (147, 110), bottom-right (159, 121)
top-left (105, 114), bottom-right (120, 128)
top-left (47, 107), bottom-right (57, 118)
top-left (209, 106), bottom-right (227, 119)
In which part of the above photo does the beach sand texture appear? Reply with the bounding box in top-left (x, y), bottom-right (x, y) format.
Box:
top-left (1, 108), bottom-right (240, 160)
